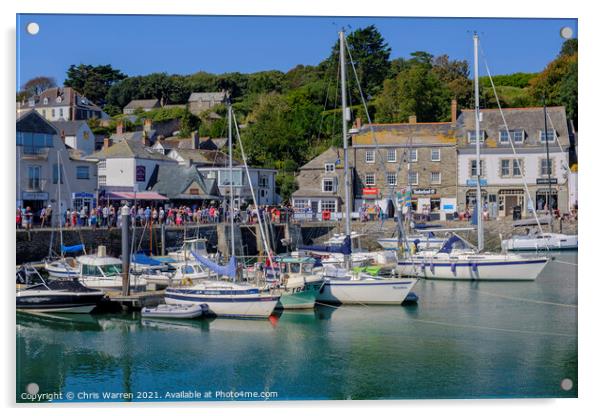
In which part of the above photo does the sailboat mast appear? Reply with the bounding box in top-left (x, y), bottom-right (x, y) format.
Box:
top-left (339, 30), bottom-right (351, 238)
top-left (473, 33), bottom-right (484, 252)
top-left (228, 101), bottom-right (235, 263)
top-left (58, 151), bottom-right (64, 255)
top-left (543, 94), bottom-right (554, 231)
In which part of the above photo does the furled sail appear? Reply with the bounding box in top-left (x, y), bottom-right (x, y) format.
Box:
top-left (191, 251), bottom-right (237, 278)
top-left (61, 244), bottom-right (85, 253)
top-left (132, 253), bottom-right (162, 266)
top-left (298, 235), bottom-right (352, 255)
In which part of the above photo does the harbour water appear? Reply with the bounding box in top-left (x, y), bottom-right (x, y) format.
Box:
top-left (16, 252), bottom-right (577, 402)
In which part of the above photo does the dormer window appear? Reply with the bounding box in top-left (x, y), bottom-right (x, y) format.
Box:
top-left (56, 96), bottom-right (62, 103)
top-left (324, 163), bottom-right (335, 173)
top-left (43, 97), bottom-right (49, 105)
top-left (499, 129), bottom-right (524, 144)
top-left (467, 130), bottom-right (485, 144)
top-left (539, 130), bottom-right (556, 142)
top-left (28, 98), bottom-right (35, 107)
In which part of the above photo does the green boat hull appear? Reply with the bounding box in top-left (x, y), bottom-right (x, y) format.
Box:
top-left (277, 282), bottom-right (323, 310)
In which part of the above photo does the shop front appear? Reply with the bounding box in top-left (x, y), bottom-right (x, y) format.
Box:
top-left (72, 192), bottom-right (96, 213)
top-left (498, 189), bottom-right (525, 217)
top-left (20, 191), bottom-right (48, 216)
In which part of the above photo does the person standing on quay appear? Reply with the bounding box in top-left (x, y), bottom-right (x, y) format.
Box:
top-left (16, 207), bottom-right (22, 229)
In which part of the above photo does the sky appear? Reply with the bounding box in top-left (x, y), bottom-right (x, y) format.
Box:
top-left (16, 14), bottom-right (577, 89)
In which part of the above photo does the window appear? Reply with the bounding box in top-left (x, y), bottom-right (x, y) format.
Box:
top-left (540, 159), bottom-right (553, 176)
top-left (190, 188), bottom-right (199, 195)
top-left (294, 199), bottom-right (308, 209)
top-left (76, 166), bottom-right (90, 180)
top-left (365, 173), bottom-right (375, 186)
top-left (259, 176), bottom-right (268, 187)
top-left (500, 130), bottom-right (524, 143)
top-left (470, 160), bottom-right (485, 177)
top-left (365, 150), bottom-right (375, 163)
top-left (431, 172), bottom-right (441, 184)
top-left (321, 200), bottom-right (336, 212)
top-left (59, 108), bottom-right (64, 118)
top-left (431, 148), bottom-right (441, 161)
top-left (19, 132), bottom-right (53, 155)
top-left (42, 109), bottom-right (46, 118)
top-left (43, 98), bottom-right (48, 105)
top-left (467, 130), bottom-right (485, 144)
top-left (51, 109), bottom-right (56, 118)
top-left (52, 164), bottom-right (64, 184)
top-left (322, 178), bottom-right (335, 192)
top-left (98, 175), bottom-right (107, 186)
top-left (98, 160), bottom-right (106, 170)
top-left (408, 171), bottom-right (418, 185)
top-left (28, 166), bottom-right (41, 190)
top-left (386, 172), bottom-right (397, 186)
top-left (324, 163), bottom-right (335, 173)
top-left (501, 159), bottom-right (511, 177)
top-left (540, 130), bottom-right (556, 142)
top-left (387, 149), bottom-right (396, 163)
top-left (409, 149), bottom-right (418, 162)
top-left (512, 159), bottom-right (523, 176)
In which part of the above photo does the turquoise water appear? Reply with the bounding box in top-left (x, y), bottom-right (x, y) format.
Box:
top-left (16, 252), bottom-right (577, 402)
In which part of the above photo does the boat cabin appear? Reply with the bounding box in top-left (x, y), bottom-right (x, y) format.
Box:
top-left (77, 254), bottom-right (123, 278)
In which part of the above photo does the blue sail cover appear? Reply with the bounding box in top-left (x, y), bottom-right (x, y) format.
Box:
top-left (191, 251), bottom-right (237, 278)
top-left (61, 244), bottom-right (85, 253)
top-left (298, 236), bottom-right (352, 255)
top-left (132, 253), bottom-right (162, 266)
top-left (438, 235), bottom-right (470, 254)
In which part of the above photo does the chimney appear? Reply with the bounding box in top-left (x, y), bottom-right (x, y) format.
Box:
top-left (143, 118), bottom-right (153, 133)
top-left (409, 115), bottom-right (417, 124)
top-left (191, 131), bottom-right (199, 149)
top-left (103, 137), bottom-right (112, 150)
top-left (451, 99), bottom-right (458, 125)
top-left (116, 120), bottom-right (124, 135)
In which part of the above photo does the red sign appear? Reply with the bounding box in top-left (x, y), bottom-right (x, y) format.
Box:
top-left (362, 188), bottom-right (378, 196)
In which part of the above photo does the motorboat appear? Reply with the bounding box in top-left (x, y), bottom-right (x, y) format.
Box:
top-left (44, 257), bottom-right (79, 279)
top-left (16, 267), bottom-right (105, 313)
top-left (141, 303), bottom-right (208, 319)
top-left (397, 235), bottom-right (549, 281)
top-left (501, 220), bottom-right (578, 251)
top-left (76, 246), bottom-right (147, 291)
top-left (269, 256), bottom-right (324, 309)
top-left (167, 237), bottom-right (211, 262)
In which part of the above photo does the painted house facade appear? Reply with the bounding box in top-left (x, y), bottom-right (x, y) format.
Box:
top-left (17, 87), bottom-right (107, 121)
top-left (456, 107), bottom-right (572, 217)
top-left (17, 111), bottom-right (98, 219)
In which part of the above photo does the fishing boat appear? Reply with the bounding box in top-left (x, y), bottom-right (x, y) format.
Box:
top-left (76, 246), bottom-right (147, 291)
top-left (270, 256), bottom-right (324, 309)
top-left (16, 267), bottom-right (105, 313)
top-left (164, 101), bottom-right (280, 319)
top-left (396, 34), bottom-right (548, 281)
top-left (141, 303), bottom-right (208, 319)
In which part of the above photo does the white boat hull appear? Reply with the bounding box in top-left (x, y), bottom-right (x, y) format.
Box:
top-left (44, 261), bottom-right (78, 279)
top-left (501, 234), bottom-right (578, 251)
top-left (317, 277), bottom-right (417, 305)
top-left (165, 289), bottom-right (279, 318)
top-left (80, 277), bottom-right (147, 292)
top-left (397, 256), bottom-right (548, 281)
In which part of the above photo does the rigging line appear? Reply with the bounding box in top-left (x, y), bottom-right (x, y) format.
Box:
top-left (316, 54), bottom-right (339, 141)
top-left (406, 317), bottom-right (574, 338)
top-left (553, 259), bottom-right (578, 267)
top-left (465, 287), bottom-right (577, 308)
top-left (479, 43), bottom-right (547, 241)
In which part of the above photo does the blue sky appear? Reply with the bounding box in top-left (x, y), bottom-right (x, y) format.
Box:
top-left (16, 14), bottom-right (577, 89)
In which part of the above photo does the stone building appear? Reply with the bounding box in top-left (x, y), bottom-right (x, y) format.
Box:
top-left (456, 106), bottom-right (573, 217)
top-left (351, 112), bottom-right (459, 219)
top-left (291, 147), bottom-right (353, 216)
top-left (187, 91), bottom-right (227, 116)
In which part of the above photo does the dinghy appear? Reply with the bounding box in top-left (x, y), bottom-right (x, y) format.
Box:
top-left (141, 303), bottom-right (208, 319)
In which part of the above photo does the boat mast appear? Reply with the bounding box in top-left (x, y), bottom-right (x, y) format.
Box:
top-left (473, 33), bottom-right (484, 252)
top-left (227, 98), bottom-right (236, 272)
top-left (543, 93), bottom-right (554, 231)
top-left (58, 151), bottom-right (64, 256)
top-left (339, 30), bottom-right (352, 259)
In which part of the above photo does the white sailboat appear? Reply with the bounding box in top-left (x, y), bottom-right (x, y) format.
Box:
top-left (165, 101), bottom-right (280, 318)
top-left (396, 34), bottom-right (548, 281)
top-left (312, 30), bottom-right (418, 304)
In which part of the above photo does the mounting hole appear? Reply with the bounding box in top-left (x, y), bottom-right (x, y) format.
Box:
top-left (560, 27), bottom-right (573, 39)
top-left (560, 378), bottom-right (573, 391)
top-left (26, 22), bottom-right (40, 35)
top-left (26, 382), bottom-right (40, 395)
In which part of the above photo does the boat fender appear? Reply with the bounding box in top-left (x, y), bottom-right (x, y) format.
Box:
top-left (429, 262), bottom-right (435, 274)
top-left (420, 262), bottom-right (426, 271)
top-left (451, 262), bottom-right (457, 274)
top-left (181, 277), bottom-right (193, 286)
top-left (471, 262), bottom-right (478, 272)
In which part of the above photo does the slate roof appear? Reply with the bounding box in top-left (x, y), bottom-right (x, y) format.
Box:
top-left (51, 120), bottom-right (87, 136)
top-left (110, 130), bottom-right (157, 144)
top-left (87, 139), bottom-right (176, 161)
top-left (124, 99), bottom-right (160, 110)
top-left (188, 92), bottom-right (227, 103)
top-left (16, 110), bottom-right (58, 134)
top-left (19, 87), bottom-right (102, 111)
top-left (456, 106), bottom-right (571, 148)
top-left (353, 122), bottom-right (456, 146)
top-left (170, 148), bottom-right (241, 166)
top-left (298, 147), bottom-right (349, 170)
top-left (147, 164), bottom-right (220, 199)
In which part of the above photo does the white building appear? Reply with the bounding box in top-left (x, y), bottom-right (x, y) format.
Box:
top-left (17, 111), bottom-right (98, 219)
top-left (457, 107), bottom-right (573, 217)
top-left (51, 120), bottom-right (96, 156)
top-left (17, 87), bottom-right (108, 121)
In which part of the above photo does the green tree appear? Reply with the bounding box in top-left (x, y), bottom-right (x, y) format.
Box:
top-left (559, 38), bottom-right (577, 57)
top-left (64, 64), bottom-right (126, 105)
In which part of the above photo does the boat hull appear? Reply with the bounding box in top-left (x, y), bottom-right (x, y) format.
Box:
top-left (141, 304), bottom-right (208, 319)
top-left (164, 289), bottom-right (279, 318)
top-left (502, 235), bottom-right (578, 251)
top-left (16, 292), bottom-right (105, 313)
top-left (277, 282), bottom-right (323, 310)
top-left (397, 258), bottom-right (548, 281)
top-left (317, 278), bottom-right (417, 305)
